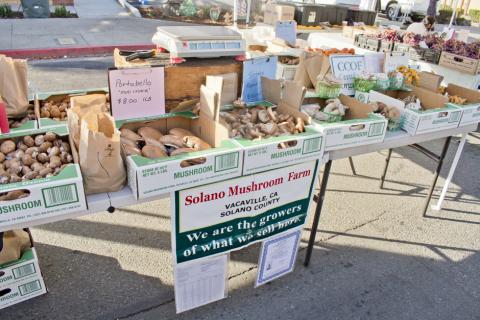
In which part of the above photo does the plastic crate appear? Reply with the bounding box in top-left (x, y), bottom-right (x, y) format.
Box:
top-left (378, 40), bottom-right (394, 52)
top-left (408, 46), bottom-right (425, 60)
top-left (423, 49), bottom-right (442, 64)
top-left (354, 34), bottom-right (367, 47)
top-left (335, 6), bottom-right (349, 25)
top-left (293, 4), bottom-right (321, 27)
top-left (393, 43), bottom-right (410, 53)
top-left (365, 38), bottom-right (380, 51)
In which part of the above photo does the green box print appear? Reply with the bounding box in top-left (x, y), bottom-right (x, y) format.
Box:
top-left (13, 263), bottom-right (36, 279)
top-left (302, 137), bottom-right (322, 155)
top-left (214, 152), bottom-right (240, 173)
top-left (41, 183), bottom-right (79, 208)
top-left (368, 122), bottom-right (386, 137)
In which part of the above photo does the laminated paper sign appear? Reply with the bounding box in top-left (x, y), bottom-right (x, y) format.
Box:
top-left (172, 160), bottom-right (318, 264)
top-left (241, 57), bottom-right (277, 103)
top-left (329, 55), bottom-right (365, 96)
top-left (108, 67), bottom-right (165, 120)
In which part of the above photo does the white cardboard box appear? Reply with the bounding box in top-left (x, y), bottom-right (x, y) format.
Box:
top-left (0, 247), bottom-right (46, 310)
top-left (311, 95), bottom-right (388, 151)
top-left (443, 84), bottom-right (480, 126)
top-left (276, 62), bottom-right (298, 80)
top-left (121, 113), bottom-right (243, 200)
top-left (264, 4), bottom-right (295, 25)
top-left (0, 127), bottom-right (87, 230)
top-left (234, 127), bottom-right (325, 175)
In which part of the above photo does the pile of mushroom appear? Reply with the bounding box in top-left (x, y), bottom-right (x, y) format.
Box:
top-left (0, 132), bottom-right (74, 198)
top-left (120, 126), bottom-right (211, 163)
top-left (301, 98), bottom-right (348, 122)
top-left (219, 105), bottom-right (305, 140)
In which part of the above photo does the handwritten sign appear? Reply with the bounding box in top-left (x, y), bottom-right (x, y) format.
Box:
top-left (275, 21), bottom-right (297, 46)
top-left (329, 54), bottom-right (365, 96)
top-left (241, 56), bottom-right (277, 103)
top-left (108, 67), bottom-right (165, 120)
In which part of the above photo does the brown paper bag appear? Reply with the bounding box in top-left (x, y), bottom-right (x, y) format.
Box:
top-left (0, 55), bottom-right (29, 117)
top-left (79, 112), bottom-right (126, 194)
top-left (0, 230), bottom-right (31, 265)
top-left (67, 94), bottom-right (107, 148)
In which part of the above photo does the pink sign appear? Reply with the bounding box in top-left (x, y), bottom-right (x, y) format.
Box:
top-left (108, 67), bottom-right (165, 120)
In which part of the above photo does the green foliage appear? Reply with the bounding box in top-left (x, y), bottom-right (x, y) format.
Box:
top-left (469, 9), bottom-right (480, 23)
top-left (179, 0), bottom-right (197, 17)
top-left (439, 4), bottom-right (453, 12)
top-left (0, 4), bottom-right (13, 18)
top-left (53, 5), bottom-right (71, 17)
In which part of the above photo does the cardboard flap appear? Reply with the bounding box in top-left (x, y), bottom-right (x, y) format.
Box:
top-left (261, 77), bottom-right (281, 104)
top-left (283, 80), bottom-right (306, 110)
top-left (293, 55), bottom-right (313, 89)
top-left (304, 54), bottom-right (328, 89)
top-left (206, 73), bottom-right (238, 106)
top-left (193, 115), bottom-right (229, 148)
top-left (410, 86), bottom-right (448, 109)
top-left (417, 72), bottom-right (443, 91)
top-left (447, 84), bottom-right (480, 103)
top-left (200, 85), bottom-right (219, 122)
top-left (339, 95), bottom-right (374, 120)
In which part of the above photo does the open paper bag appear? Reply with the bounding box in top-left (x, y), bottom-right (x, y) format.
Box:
top-left (79, 112), bottom-right (126, 194)
top-left (0, 55), bottom-right (29, 117)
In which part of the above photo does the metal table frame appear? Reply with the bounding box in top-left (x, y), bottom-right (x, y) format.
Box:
top-left (304, 124), bottom-right (477, 267)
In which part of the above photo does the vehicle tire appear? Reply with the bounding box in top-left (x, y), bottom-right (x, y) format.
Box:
top-left (386, 2), bottom-right (399, 20)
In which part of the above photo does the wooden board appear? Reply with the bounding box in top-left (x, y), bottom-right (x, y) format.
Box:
top-left (114, 50), bottom-right (243, 111)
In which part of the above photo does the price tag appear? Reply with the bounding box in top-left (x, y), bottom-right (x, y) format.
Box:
top-left (108, 66), bottom-right (165, 120)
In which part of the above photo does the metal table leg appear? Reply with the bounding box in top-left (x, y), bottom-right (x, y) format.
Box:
top-left (379, 149), bottom-right (393, 189)
top-left (422, 137), bottom-right (452, 216)
top-left (304, 160), bottom-right (333, 267)
top-left (348, 157), bottom-right (357, 176)
top-left (431, 133), bottom-right (467, 211)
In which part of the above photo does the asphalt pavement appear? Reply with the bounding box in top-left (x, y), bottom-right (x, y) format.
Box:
top-left (0, 57), bottom-right (478, 320)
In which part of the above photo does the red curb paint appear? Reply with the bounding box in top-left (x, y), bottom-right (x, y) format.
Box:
top-left (0, 44), bottom-right (155, 59)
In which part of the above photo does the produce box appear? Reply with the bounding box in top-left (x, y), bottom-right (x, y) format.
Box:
top-left (311, 95), bottom-right (387, 151)
top-left (378, 40), bottom-right (394, 53)
top-left (264, 4), bottom-right (295, 25)
top-left (382, 86), bottom-right (461, 135)
top-left (0, 229), bottom-right (39, 287)
top-left (121, 109), bottom-right (243, 200)
top-left (408, 46), bottom-right (425, 61)
top-left (0, 126), bottom-right (87, 229)
top-left (423, 49), bottom-right (442, 64)
top-left (0, 242), bottom-right (46, 310)
top-left (225, 78), bottom-right (325, 175)
top-left (354, 34), bottom-right (368, 48)
top-left (275, 56), bottom-right (299, 81)
top-left (365, 38), bottom-right (380, 51)
top-left (439, 51), bottom-right (480, 75)
top-left (444, 84), bottom-right (480, 126)
top-left (35, 88), bottom-right (109, 129)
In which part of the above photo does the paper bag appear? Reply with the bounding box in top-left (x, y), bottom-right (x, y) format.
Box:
top-left (79, 112), bottom-right (126, 194)
top-left (0, 55), bottom-right (29, 117)
top-left (67, 94), bottom-right (107, 148)
top-left (0, 230), bottom-right (31, 265)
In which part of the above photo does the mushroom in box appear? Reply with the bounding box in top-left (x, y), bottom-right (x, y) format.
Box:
top-left (217, 77), bottom-right (325, 175)
top-left (120, 88), bottom-right (243, 199)
top-left (438, 84), bottom-right (480, 126)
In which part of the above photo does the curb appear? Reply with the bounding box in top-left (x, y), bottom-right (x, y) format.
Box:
top-left (0, 44), bottom-right (155, 59)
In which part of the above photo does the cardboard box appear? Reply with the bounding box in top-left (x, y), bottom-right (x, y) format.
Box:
top-left (0, 276), bottom-right (47, 310)
top-left (0, 126), bottom-right (87, 229)
top-left (264, 4), bottom-right (295, 25)
top-left (308, 95), bottom-right (387, 151)
top-left (0, 230), bottom-right (47, 310)
top-left (439, 51), bottom-right (480, 75)
top-left (276, 61), bottom-right (299, 80)
top-left (380, 86), bottom-right (461, 135)
top-left (444, 83), bottom-right (480, 126)
top-left (226, 78), bottom-right (325, 175)
top-left (122, 111), bottom-right (243, 200)
top-left (35, 88), bottom-right (109, 129)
